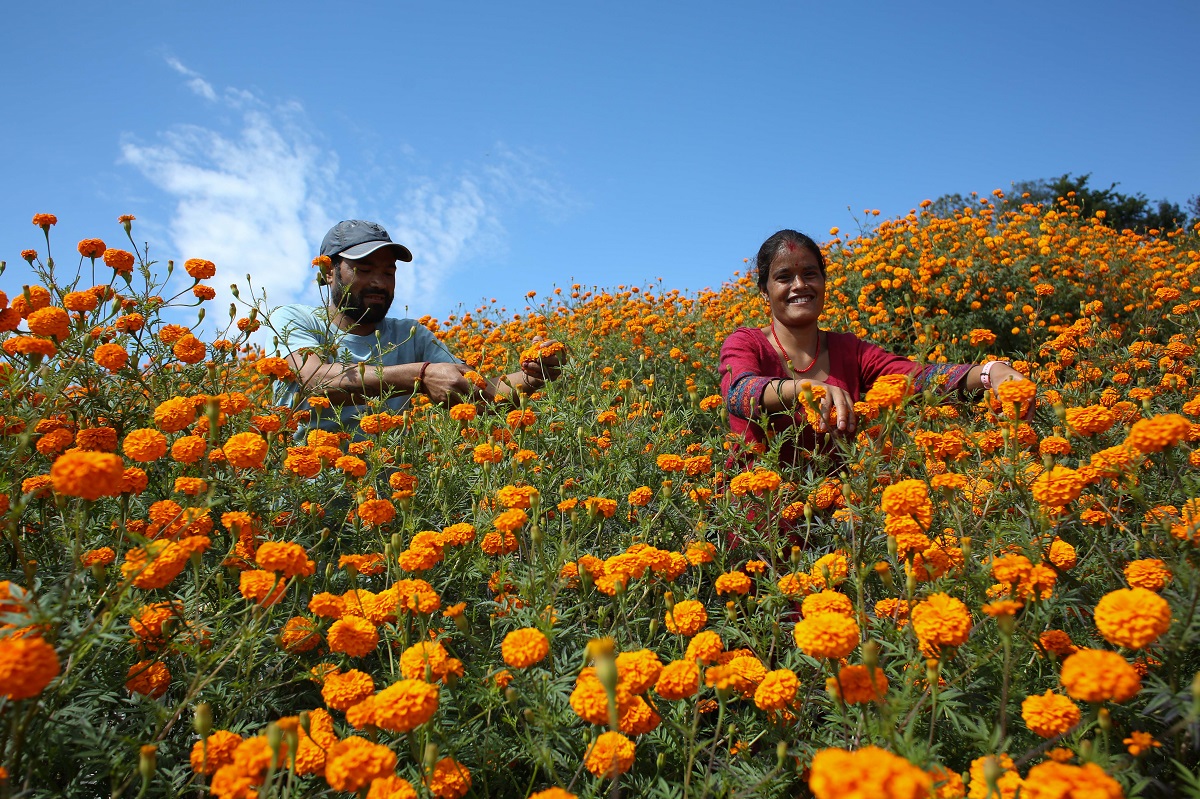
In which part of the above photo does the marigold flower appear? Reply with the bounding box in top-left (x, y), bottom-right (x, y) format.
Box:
top-left (426, 757), bottom-right (471, 799)
top-left (809, 746), bottom-right (931, 799)
top-left (189, 729), bottom-right (242, 775)
top-left (664, 599), bottom-right (707, 636)
top-left (123, 428), bottom-right (168, 462)
top-left (613, 648), bottom-right (661, 694)
top-left (126, 659), bottom-right (170, 698)
top-left (584, 731), bottom-right (635, 779)
top-left (77, 238), bottom-right (106, 259)
top-left (528, 790), bottom-right (576, 799)
top-left (324, 736), bottom-right (397, 792)
top-left (826, 665), bottom-right (888, 704)
top-left (655, 659), bottom-right (699, 700)
top-left (1124, 558), bottom-right (1171, 592)
top-left (802, 590), bottom-right (854, 618)
top-left (910, 593), bottom-right (972, 657)
top-left (256, 541), bottom-right (315, 579)
top-left (32, 213), bottom-right (57, 228)
top-left (222, 431), bottom-right (268, 469)
top-left (184, 258), bottom-right (217, 279)
top-left (27, 307), bottom-right (70, 340)
top-left (280, 617), bottom-right (321, 653)
top-left (92, 342), bottom-right (128, 371)
top-left (313, 668), bottom-right (371, 712)
top-left (328, 616), bottom-right (379, 658)
top-left (81, 546), bottom-right (115, 567)
top-left (1125, 413), bottom-right (1191, 454)
top-left (1031, 466), bottom-right (1085, 509)
top-left (1123, 730), bottom-right (1161, 757)
top-left (864, 373), bottom-right (911, 410)
top-left (627, 486), bottom-right (653, 506)
top-left (358, 498), bottom-right (396, 527)
top-left (239, 569), bottom-right (286, 606)
top-left (1093, 587), bottom-right (1171, 649)
top-left (729, 467), bottom-right (782, 496)
top-left (1020, 762), bottom-right (1123, 799)
top-left (995, 379), bottom-right (1036, 416)
top-left (793, 613), bottom-right (860, 659)
top-left (172, 334), bottom-right (207, 364)
top-left (49, 450), bottom-right (124, 500)
top-left (1065, 404), bottom-right (1115, 435)
top-left (501, 627), bottom-right (549, 668)
top-left (714, 571), bottom-right (751, 596)
top-left (367, 775), bottom-right (418, 799)
top-left (0, 635), bottom-right (60, 700)
top-left (753, 668), bottom-right (799, 711)
top-left (103, 248), bottom-right (135, 275)
top-left (1021, 690), bottom-right (1080, 738)
top-left (1060, 649), bottom-right (1141, 703)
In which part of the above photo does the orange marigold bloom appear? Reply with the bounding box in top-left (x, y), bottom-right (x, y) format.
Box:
top-left (501, 627), bottom-right (549, 668)
top-left (968, 329), bottom-right (997, 347)
top-left (448, 403), bottom-right (477, 422)
top-left (728, 467), bottom-right (782, 497)
top-left (63, 291), bottom-right (99, 312)
top-left (184, 258), bottom-right (216, 279)
top-left (1021, 690), bottom-right (1080, 738)
top-left (77, 238), bottom-right (106, 258)
top-left (480, 530), bottom-right (518, 556)
top-left (627, 486), bottom-right (653, 506)
top-left (864, 373), bottom-right (911, 410)
top-left (1125, 413), bottom-right (1191, 454)
top-left (171, 435), bottom-right (207, 464)
top-left (126, 659), bottom-right (170, 698)
top-left (655, 659), bottom-right (699, 700)
top-left (103, 248), bottom-right (135, 275)
top-left (665, 599), bottom-right (707, 636)
top-left (1031, 466), bottom-right (1085, 509)
top-left (583, 496), bottom-right (617, 518)
top-left (327, 616), bottom-right (379, 658)
top-left (827, 664), bottom-right (888, 704)
top-left (426, 757), bottom-right (471, 799)
top-left (584, 731), bottom-right (635, 779)
top-left (189, 729), bottom-right (242, 775)
top-left (153, 396), bottom-right (197, 433)
top-left (1124, 559), bottom-right (1171, 592)
top-left (172, 334), bottom-right (206, 364)
top-left (910, 593), bottom-right (972, 657)
top-left (1020, 762), bottom-right (1123, 799)
top-left (238, 569), bottom-right (286, 606)
top-left (256, 541), bottom-right (315, 578)
top-left (324, 737), bottom-right (397, 792)
top-left (492, 508), bottom-right (529, 533)
top-left (528, 790), bottom-right (575, 799)
top-left (358, 498), bottom-right (396, 527)
top-left (472, 443), bottom-right (504, 464)
top-left (685, 631), bottom-right (724, 664)
top-left (506, 408), bottom-right (536, 428)
top-left (778, 572), bottom-right (814, 598)
top-left (1123, 730), bottom-right (1161, 757)
top-left (0, 635), bottom-right (60, 700)
top-left (280, 617), bottom-right (321, 653)
top-left (1065, 404), bottom-right (1115, 436)
top-left (714, 571), bottom-right (751, 596)
top-left (802, 590), bottom-right (854, 618)
top-left (367, 775), bottom-right (418, 799)
top-left (27, 307), bottom-right (70, 340)
top-left (93, 342), bottom-right (129, 371)
top-left (753, 668), bottom-right (799, 711)
top-left (49, 450), bottom-right (124, 500)
top-left (1093, 588), bottom-right (1171, 649)
top-left (82, 546), bottom-right (116, 566)
top-left (656, 453), bottom-right (684, 472)
top-left (793, 613), bottom-right (860, 659)
top-left (809, 746), bottom-right (931, 799)
top-left (123, 428), bottom-right (168, 462)
top-left (995, 379), bottom-right (1036, 416)
top-left (1047, 538), bottom-right (1077, 570)
top-left (222, 431), bottom-right (268, 469)
top-left (991, 553), bottom-right (1032, 585)
top-left (614, 649), bottom-right (662, 694)
top-left (322, 668), bottom-right (376, 711)
top-left (1060, 649), bottom-right (1141, 703)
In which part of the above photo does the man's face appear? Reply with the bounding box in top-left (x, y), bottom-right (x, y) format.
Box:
top-left (330, 249), bottom-right (397, 327)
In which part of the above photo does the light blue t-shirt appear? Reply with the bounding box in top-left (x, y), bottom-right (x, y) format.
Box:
top-left (267, 304), bottom-right (460, 434)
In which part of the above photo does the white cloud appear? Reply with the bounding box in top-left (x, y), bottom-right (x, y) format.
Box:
top-left (120, 58), bottom-right (575, 336)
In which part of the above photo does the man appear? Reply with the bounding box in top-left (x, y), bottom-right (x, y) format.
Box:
top-left (269, 219), bottom-right (555, 433)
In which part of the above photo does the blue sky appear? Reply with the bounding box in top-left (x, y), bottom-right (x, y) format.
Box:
top-left (3, 1), bottom-right (1198, 326)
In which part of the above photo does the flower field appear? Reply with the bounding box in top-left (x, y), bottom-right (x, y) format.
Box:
top-left (0, 194), bottom-right (1198, 798)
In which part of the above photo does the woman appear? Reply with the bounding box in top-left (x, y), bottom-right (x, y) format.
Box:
top-left (719, 229), bottom-right (1030, 467)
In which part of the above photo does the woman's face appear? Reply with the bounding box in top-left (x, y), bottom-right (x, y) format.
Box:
top-left (761, 244), bottom-right (825, 328)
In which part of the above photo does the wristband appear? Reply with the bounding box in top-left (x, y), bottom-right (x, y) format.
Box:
top-left (416, 362), bottom-right (431, 391)
top-left (980, 360), bottom-right (1008, 392)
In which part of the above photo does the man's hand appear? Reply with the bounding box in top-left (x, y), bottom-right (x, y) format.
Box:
top-left (421, 363), bottom-right (475, 404)
top-left (520, 337), bottom-right (566, 383)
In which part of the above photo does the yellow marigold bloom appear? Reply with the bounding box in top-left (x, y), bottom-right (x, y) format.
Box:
top-left (1093, 588), bottom-right (1172, 649)
top-left (122, 428), bottom-right (168, 462)
top-left (223, 432), bottom-right (268, 469)
top-left (0, 635), bottom-right (60, 700)
top-left (426, 757), bottom-right (471, 799)
top-left (1064, 404), bottom-right (1115, 435)
top-left (793, 613), bottom-right (859, 659)
top-left (49, 450), bottom-right (124, 500)
top-left (1060, 649), bottom-right (1141, 703)
top-left (1020, 762), bottom-right (1122, 799)
top-left (1021, 690), bottom-right (1080, 738)
top-left (324, 736), bottom-right (397, 792)
top-left (753, 668), bottom-right (799, 711)
top-left (189, 729), bottom-right (242, 775)
top-left (255, 541), bottom-right (315, 579)
top-left (655, 659), bottom-right (699, 700)
top-left (584, 731), bottom-right (635, 779)
top-left (802, 590), bottom-right (853, 618)
top-left (809, 746), bottom-right (931, 799)
top-left (327, 616), bottom-right (379, 658)
top-left (1125, 413), bottom-right (1191, 454)
top-left (501, 628), bottom-right (549, 668)
top-left (714, 571), bottom-right (751, 596)
top-left (615, 649), bottom-right (662, 694)
top-left (664, 599), bottom-right (707, 636)
top-left (153, 396), bottom-right (197, 433)
top-left (826, 665), bottom-right (888, 704)
top-left (321, 668), bottom-right (375, 710)
top-left (1124, 559), bottom-right (1171, 592)
top-left (685, 631), bottom-right (724, 664)
top-left (1031, 466), bottom-right (1085, 509)
top-left (1123, 730), bottom-right (1161, 757)
top-left (910, 593), bottom-right (972, 657)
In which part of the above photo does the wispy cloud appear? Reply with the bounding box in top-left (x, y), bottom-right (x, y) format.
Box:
top-left (120, 57), bottom-right (574, 333)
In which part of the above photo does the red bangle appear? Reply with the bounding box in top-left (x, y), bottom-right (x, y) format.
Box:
top-left (416, 362), bottom-right (431, 390)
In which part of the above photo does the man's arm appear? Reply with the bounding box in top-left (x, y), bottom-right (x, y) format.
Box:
top-left (286, 353), bottom-right (473, 405)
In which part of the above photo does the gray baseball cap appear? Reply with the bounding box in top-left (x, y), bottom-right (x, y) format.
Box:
top-left (320, 220), bottom-right (413, 262)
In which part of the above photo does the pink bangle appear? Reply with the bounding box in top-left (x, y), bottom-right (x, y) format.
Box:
top-left (980, 360), bottom-right (1007, 391)
top-left (416, 362), bottom-right (431, 390)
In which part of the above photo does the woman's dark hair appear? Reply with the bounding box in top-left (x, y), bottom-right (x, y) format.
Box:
top-left (755, 230), bottom-right (826, 291)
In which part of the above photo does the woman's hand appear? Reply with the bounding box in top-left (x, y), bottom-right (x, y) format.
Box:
top-left (986, 363), bottom-right (1035, 420)
top-left (793, 379), bottom-right (857, 436)
top-left (520, 337), bottom-right (566, 383)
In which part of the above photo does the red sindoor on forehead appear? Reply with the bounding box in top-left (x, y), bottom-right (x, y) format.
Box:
top-left (784, 241), bottom-right (798, 252)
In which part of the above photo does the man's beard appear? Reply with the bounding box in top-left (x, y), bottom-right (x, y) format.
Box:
top-left (332, 276), bottom-right (392, 326)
